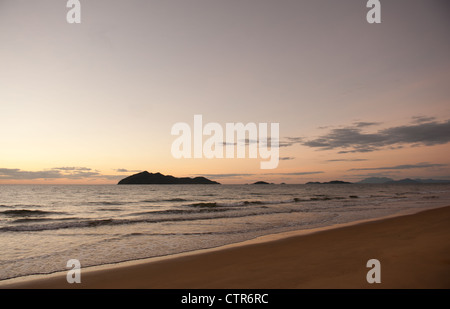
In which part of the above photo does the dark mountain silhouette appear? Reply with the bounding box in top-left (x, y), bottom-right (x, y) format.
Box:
top-left (386, 178), bottom-right (420, 184)
top-left (118, 171), bottom-right (220, 185)
top-left (306, 180), bottom-right (352, 184)
top-left (252, 181), bottom-right (272, 185)
top-left (358, 177), bottom-right (394, 184)
top-left (358, 177), bottom-right (450, 184)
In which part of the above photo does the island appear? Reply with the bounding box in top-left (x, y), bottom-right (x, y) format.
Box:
top-left (306, 180), bottom-right (352, 185)
top-left (252, 181), bottom-right (272, 185)
top-left (118, 171), bottom-right (220, 185)
top-left (357, 177), bottom-right (450, 184)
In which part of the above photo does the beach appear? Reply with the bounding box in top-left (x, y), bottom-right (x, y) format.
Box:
top-left (2, 0), bottom-right (450, 294)
top-left (2, 205), bottom-right (449, 289)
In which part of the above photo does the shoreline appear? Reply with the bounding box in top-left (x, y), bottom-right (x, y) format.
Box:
top-left (1, 205), bottom-right (450, 288)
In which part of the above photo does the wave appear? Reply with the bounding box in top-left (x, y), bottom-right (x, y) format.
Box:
top-left (11, 204), bottom-right (43, 208)
top-left (0, 209), bottom-right (66, 217)
top-left (0, 215), bottom-right (219, 232)
top-left (165, 198), bottom-right (189, 202)
top-left (87, 201), bottom-right (127, 206)
top-left (189, 202), bottom-right (218, 208)
top-left (0, 218), bottom-right (121, 232)
top-left (309, 197), bottom-right (337, 201)
top-left (143, 196), bottom-right (351, 207)
top-left (12, 217), bottom-right (79, 223)
top-left (12, 218), bottom-right (53, 223)
top-left (97, 208), bottom-right (123, 212)
top-left (422, 195), bottom-right (439, 199)
top-left (187, 200), bottom-right (284, 208)
top-left (129, 207), bottom-right (232, 217)
top-left (186, 197), bottom-right (342, 207)
top-left (0, 204), bottom-right (311, 232)
top-left (141, 198), bottom-right (190, 203)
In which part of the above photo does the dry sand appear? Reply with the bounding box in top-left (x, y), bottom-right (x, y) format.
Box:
top-left (2, 206), bottom-right (450, 289)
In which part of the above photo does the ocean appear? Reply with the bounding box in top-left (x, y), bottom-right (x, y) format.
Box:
top-left (1, 183), bottom-right (450, 281)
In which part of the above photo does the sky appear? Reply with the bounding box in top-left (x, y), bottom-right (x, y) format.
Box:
top-left (1, 0), bottom-right (450, 184)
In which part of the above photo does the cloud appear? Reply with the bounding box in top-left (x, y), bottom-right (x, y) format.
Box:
top-left (278, 141), bottom-right (296, 148)
top-left (222, 142), bottom-right (237, 146)
top-left (240, 138), bottom-right (258, 145)
top-left (348, 162), bottom-right (447, 172)
top-left (223, 138), bottom-right (280, 147)
top-left (300, 118), bottom-right (450, 153)
top-left (66, 171), bottom-right (103, 179)
top-left (279, 157), bottom-right (295, 161)
top-left (411, 116), bottom-right (436, 124)
top-left (249, 117), bottom-right (448, 153)
top-left (193, 173), bottom-right (255, 179)
top-left (268, 138), bottom-right (302, 148)
top-left (326, 158), bottom-right (368, 162)
top-left (381, 120), bottom-right (450, 146)
top-left (114, 168), bottom-right (141, 173)
top-left (52, 167), bottom-right (92, 171)
top-left (353, 121), bottom-right (382, 128)
top-left (115, 169), bottom-right (129, 173)
top-left (0, 167), bottom-right (121, 180)
top-left (0, 168), bottom-right (63, 180)
top-left (352, 171), bottom-right (399, 177)
top-left (268, 171), bottom-right (324, 176)
top-left (193, 171), bottom-right (323, 179)
top-left (280, 137), bottom-right (303, 148)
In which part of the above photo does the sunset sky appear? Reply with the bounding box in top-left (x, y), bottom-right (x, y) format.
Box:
top-left (1, 0), bottom-right (450, 184)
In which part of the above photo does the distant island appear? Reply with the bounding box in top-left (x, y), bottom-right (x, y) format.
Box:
top-left (306, 180), bottom-right (352, 185)
top-left (304, 177), bottom-right (450, 185)
top-left (357, 177), bottom-right (450, 184)
top-left (118, 171), bottom-right (220, 185)
top-left (252, 181), bottom-right (272, 185)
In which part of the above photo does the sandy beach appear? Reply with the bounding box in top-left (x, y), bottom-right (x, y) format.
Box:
top-left (2, 205), bottom-right (449, 289)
